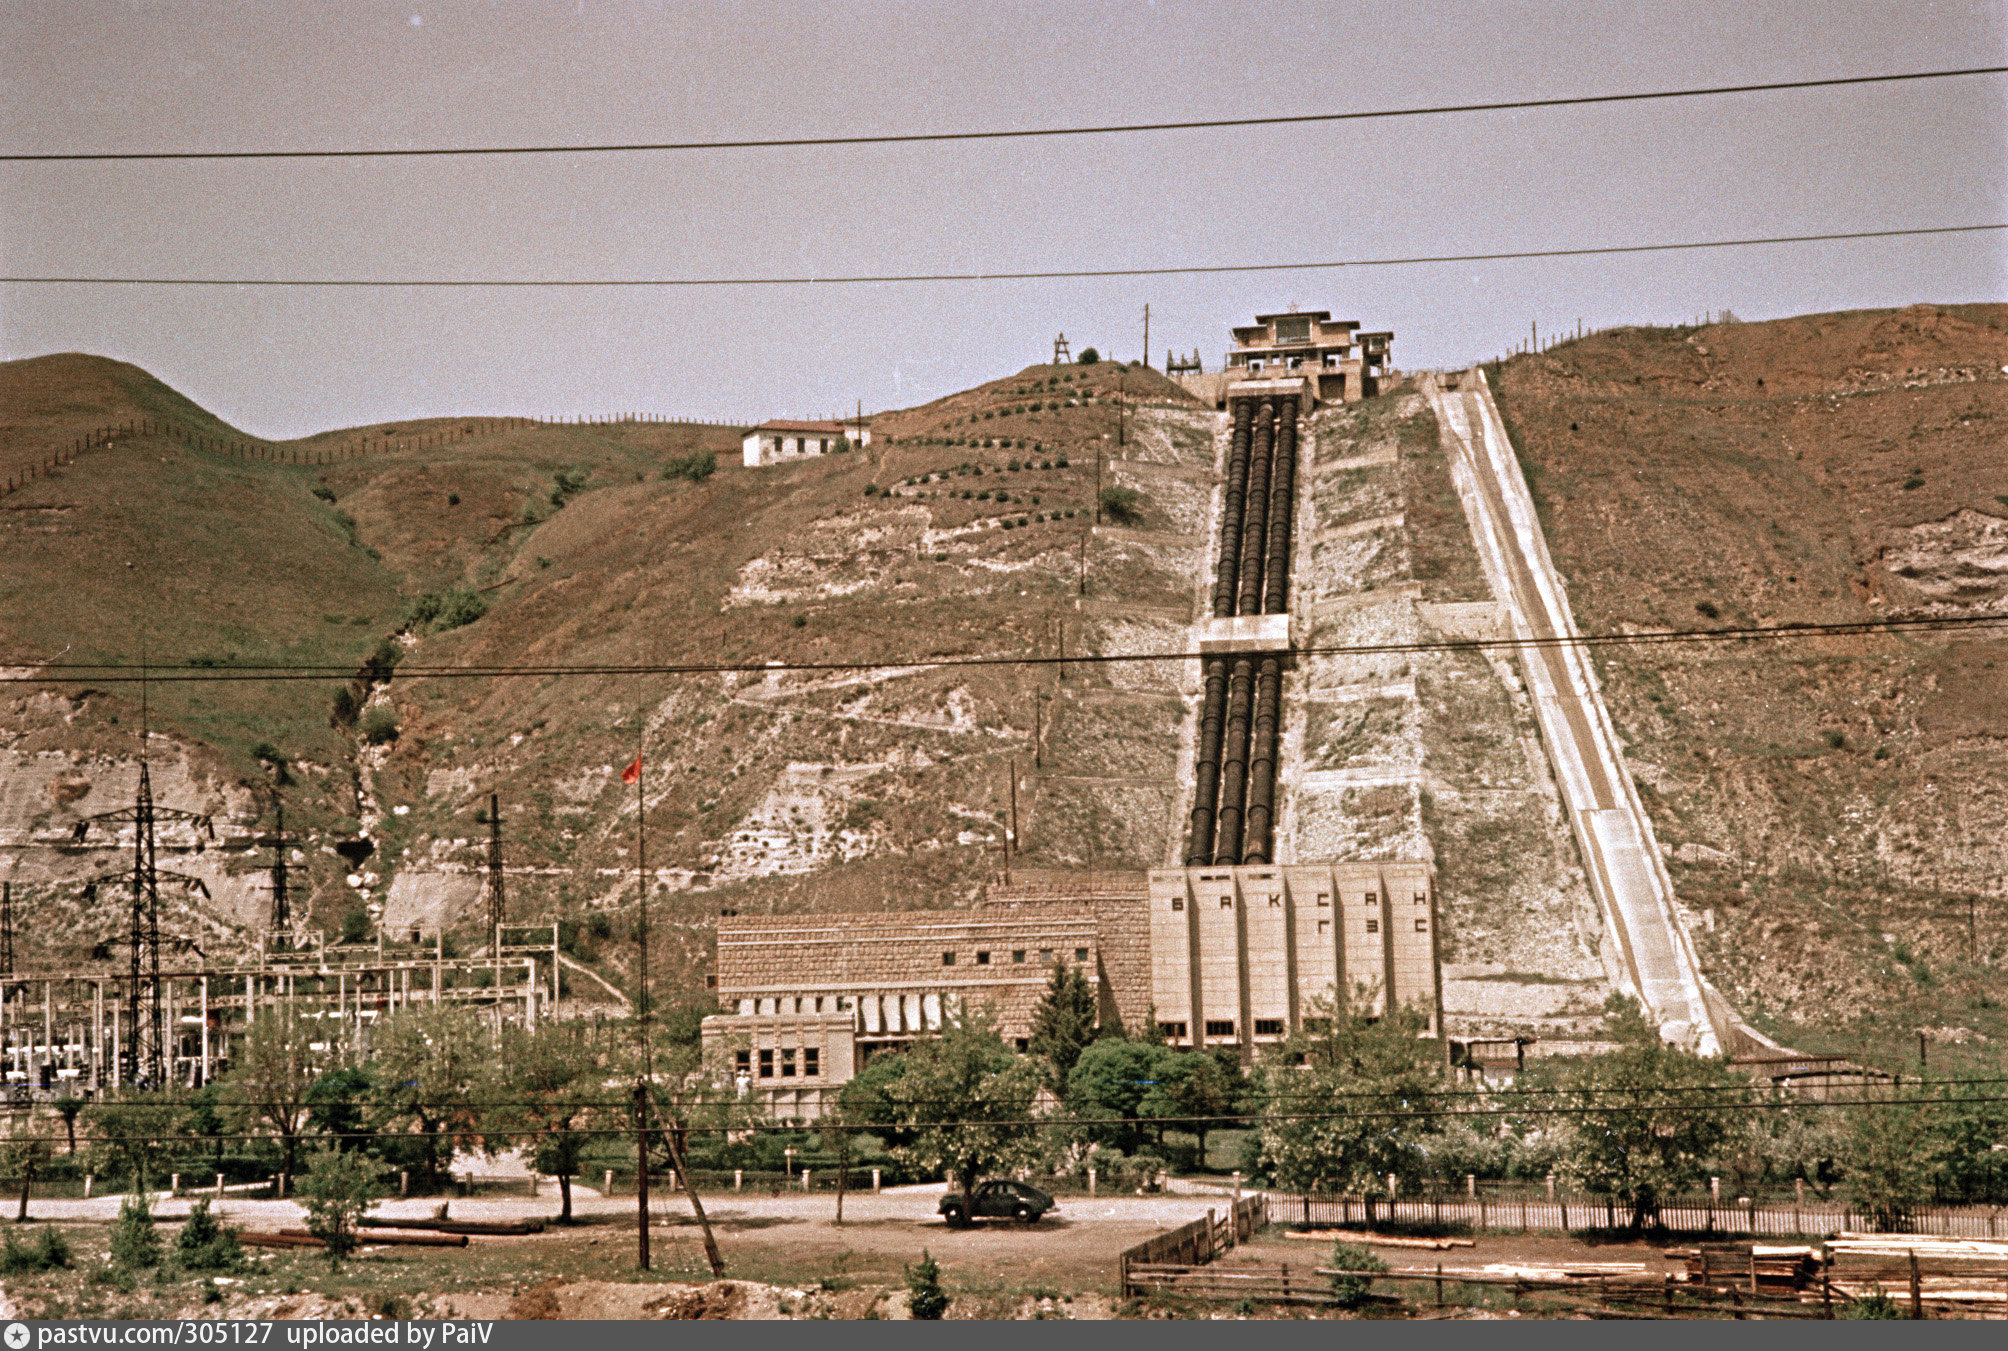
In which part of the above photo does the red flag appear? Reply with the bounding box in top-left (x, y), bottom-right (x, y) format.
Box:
top-left (621, 754), bottom-right (642, 785)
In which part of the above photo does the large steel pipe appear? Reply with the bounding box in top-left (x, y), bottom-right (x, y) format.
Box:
top-left (1262, 397), bottom-right (1299, 614)
top-left (1235, 400), bottom-right (1275, 615)
top-left (1212, 657), bottom-right (1256, 864)
top-left (1184, 657), bottom-right (1230, 863)
top-left (1240, 656), bottom-right (1284, 863)
top-left (1210, 401), bottom-right (1254, 617)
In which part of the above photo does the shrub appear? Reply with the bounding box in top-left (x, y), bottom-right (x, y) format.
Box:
top-left (360, 706), bottom-right (399, 745)
top-left (110, 1192), bottom-right (161, 1270)
top-left (1327, 1241), bottom-right (1386, 1307)
top-left (549, 467), bottom-right (590, 507)
top-left (1098, 485), bottom-right (1144, 526)
top-left (434, 589), bottom-right (487, 631)
top-left (0, 1226), bottom-right (72, 1275)
top-left (905, 1250), bottom-right (949, 1319)
top-left (1840, 1286), bottom-right (1903, 1319)
top-left (298, 1147), bottom-right (384, 1265)
top-left (1077, 347), bottom-right (1100, 364)
top-left (1824, 729), bottom-right (1846, 749)
top-left (330, 687), bottom-right (360, 727)
top-left (311, 486), bottom-right (336, 503)
top-left (1902, 476), bottom-right (1924, 491)
top-left (446, 493), bottom-right (459, 505)
top-left (339, 907), bottom-right (371, 944)
top-left (175, 1198), bottom-right (242, 1272)
top-left (792, 614), bottom-right (808, 628)
top-left (1695, 600), bottom-right (1720, 619)
top-left (863, 484), bottom-right (879, 496)
top-left (1056, 456), bottom-right (1070, 468)
top-left (663, 449), bottom-right (717, 482)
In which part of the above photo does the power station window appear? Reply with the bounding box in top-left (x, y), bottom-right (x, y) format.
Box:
top-left (1075, 947), bottom-right (1088, 962)
top-left (976, 951), bottom-right (990, 965)
top-left (942, 951), bottom-right (956, 966)
top-left (1158, 1021), bottom-right (1187, 1039)
top-left (1365, 919), bottom-right (1380, 934)
top-left (758, 1049), bottom-right (774, 1079)
top-left (1415, 918), bottom-right (1429, 933)
top-left (1012, 949), bottom-right (1026, 963)
top-left (1039, 948), bottom-right (1053, 962)
top-left (1254, 1019), bottom-right (1284, 1036)
top-left (735, 1050), bottom-right (750, 1074)
top-left (780, 1048), bottom-right (796, 1077)
top-left (1204, 1020), bottom-right (1236, 1038)
top-left (803, 1048), bottom-right (819, 1076)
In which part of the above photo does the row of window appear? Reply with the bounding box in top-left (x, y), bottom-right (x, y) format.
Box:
top-left (941, 946), bottom-right (1088, 967)
top-left (1170, 891), bottom-right (1429, 912)
top-left (736, 1047), bottom-right (821, 1079)
top-left (1153, 1017), bottom-right (1321, 1040)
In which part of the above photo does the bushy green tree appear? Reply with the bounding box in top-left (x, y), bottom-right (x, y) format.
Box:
top-left (1327, 1240), bottom-right (1387, 1307)
top-left (223, 1005), bottom-right (320, 1181)
top-left (174, 1197), bottom-right (242, 1272)
top-left (882, 1006), bottom-right (1043, 1215)
top-left (0, 1136), bottom-right (49, 1222)
top-left (1844, 1099), bottom-right (1941, 1233)
top-left (85, 1094), bottom-right (182, 1193)
top-left (1066, 1040), bottom-right (1172, 1152)
top-left (109, 1190), bottom-right (161, 1270)
top-left (1028, 961), bottom-right (1101, 1094)
top-left (1139, 1048), bottom-right (1241, 1162)
top-left (1251, 987), bottom-right (1445, 1207)
top-left (490, 1021), bottom-right (606, 1222)
top-left (369, 1005), bottom-right (490, 1186)
top-left (905, 1249), bottom-right (949, 1319)
top-left (297, 1146), bottom-right (384, 1264)
top-left (1523, 995), bottom-right (1752, 1230)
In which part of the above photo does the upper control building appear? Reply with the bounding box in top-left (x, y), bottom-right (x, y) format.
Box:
top-left (1228, 311), bottom-right (1392, 404)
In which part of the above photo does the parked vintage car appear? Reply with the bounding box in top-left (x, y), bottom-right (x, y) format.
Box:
top-left (939, 1180), bottom-right (1058, 1227)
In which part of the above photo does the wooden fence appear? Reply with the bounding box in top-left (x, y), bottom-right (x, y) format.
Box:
top-left (1264, 1190), bottom-right (2008, 1241)
top-left (1116, 1192), bottom-right (1265, 1296)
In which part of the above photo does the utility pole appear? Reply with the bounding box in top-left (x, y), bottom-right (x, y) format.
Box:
top-left (626, 746), bottom-right (650, 1270)
top-left (1008, 758), bottom-right (1020, 858)
top-left (0, 881), bottom-right (12, 976)
top-left (1142, 304), bottom-right (1150, 370)
top-left (486, 792), bottom-right (505, 941)
top-left (269, 799), bottom-right (289, 938)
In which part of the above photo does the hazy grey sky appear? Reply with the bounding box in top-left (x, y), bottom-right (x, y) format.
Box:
top-left (3, 0), bottom-right (2002, 438)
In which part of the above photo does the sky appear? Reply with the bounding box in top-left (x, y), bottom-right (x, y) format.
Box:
top-left (1, 0), bottom-right (2003, 439)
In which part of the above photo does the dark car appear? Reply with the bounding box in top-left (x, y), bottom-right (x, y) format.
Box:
top-left (939, 1180), bottom-right (1057, 1227)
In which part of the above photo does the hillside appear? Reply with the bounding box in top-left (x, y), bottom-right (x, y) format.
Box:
top-left (1486, 303), bottom-right (2008, 1074)
top-left (0, 351), bottom-right (1203, 1006)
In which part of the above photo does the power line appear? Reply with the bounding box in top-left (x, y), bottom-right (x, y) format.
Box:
top-left (3, 224), bottom-right (2000, 289)
top-left (5, 612), bottom-right (2004, 686)
top-left (5, 66), bottom-right (2000, 163)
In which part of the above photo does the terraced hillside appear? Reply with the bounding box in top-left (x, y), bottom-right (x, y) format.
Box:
top-left (0, 352), bottom-right (1204, 1007)
top-left (1486, 303), bottom-right (2008, 1074)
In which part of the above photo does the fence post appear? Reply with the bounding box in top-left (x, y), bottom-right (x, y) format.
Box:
top-left (215, 1173), bottom-right (224, 1199)
top-left (733, 1169), bottom-right (743, 1192)
top-left (1908, 1250), bottom-right (1922, 1318)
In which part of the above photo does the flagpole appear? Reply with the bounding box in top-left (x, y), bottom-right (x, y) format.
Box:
top-left (634, 741), bottom-right (651, 1271)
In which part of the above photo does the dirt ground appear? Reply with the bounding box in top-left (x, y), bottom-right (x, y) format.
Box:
top-left (5, 1182), bottom-right (1734, 1321)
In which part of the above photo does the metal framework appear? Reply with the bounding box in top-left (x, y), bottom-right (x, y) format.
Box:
top-left (76, 761), bottom-right (213, 1087)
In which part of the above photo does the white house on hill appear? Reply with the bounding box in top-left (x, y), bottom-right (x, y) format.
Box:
top-left (741, 418), bottom-right (872, 468)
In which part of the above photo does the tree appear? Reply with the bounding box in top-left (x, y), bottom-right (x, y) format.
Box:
top-left (297, 1145), bottom-right (384, 1264)
top-left (1251, 986), bottom-right (1445, 1208)
top-left (1844, 1098), bottom-right (1941, 1233)
top-left (85, 1093), bottom-right (182, 1193)
top-left (0, 1136), bottom-right (49, 1222)
top-left (1065, 1039), bottom-right (1172, 1152)
top-left (883, 1006), bottom-right (1043, 1216)
top-left (369, 1004), bottom-right (490, 1187)
top-left (491, 1021), bottom-right (604, 1222)
top-left (1028, 960), bottom-right (1100, 1094)
top-left (1077, 348), bottom-right (1100, 365)
top-left (52, 1096), bottom-right (84, 1155)
top-left (1327, 1240), bottom-right (1387, 1308)
top-left (837, 1051), bottom-right (918, 1148)
top-left (174, 1197), bottom-right (243, 1272)
top-left (109, 1190), bottom-right (161, 1270)
top-left (223, 1005), bottom-right (320, 1182)
top-left (905, 1249), bottom-right (950, 1319)
top-left (305, 1065), bottom-right (378, 1151)
top-left (1530, 995), bottom-right (1752, 1230)
top-left (1140, 1049), bottom-right (1240, 1162)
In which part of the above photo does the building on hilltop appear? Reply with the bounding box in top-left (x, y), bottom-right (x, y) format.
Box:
top-left (740, 417), bottom-right (872, 467)
top-left (1175, 311), bottom-right (1394, 408)
top-left (700, 864), bottom-right (1439, 1121)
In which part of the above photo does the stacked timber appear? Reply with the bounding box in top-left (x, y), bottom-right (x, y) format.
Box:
top-left (360, 1216), bottom-right (544, 1236)
top-left (1679, 1243), bottom-right (1818, 1294)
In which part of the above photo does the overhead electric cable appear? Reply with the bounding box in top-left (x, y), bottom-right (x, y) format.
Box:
top-left (5, 612), bottom-right (2004, 685)
top-left (3, 224), bottom-right (2001, 289)
top-left (4, 65), bottom-right (2000, 162)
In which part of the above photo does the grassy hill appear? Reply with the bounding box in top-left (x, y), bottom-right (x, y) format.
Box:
top-left (0, 351), bottom-right (1203, 1005)
top-left (1486, 303), bottom-right (2008, 1075)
